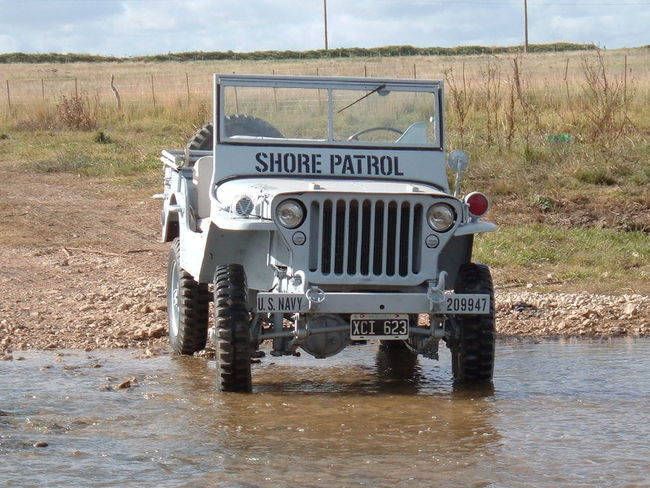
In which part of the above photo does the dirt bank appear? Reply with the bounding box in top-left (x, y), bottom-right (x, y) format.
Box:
top-left (0, 169), bottom-right (648, 359)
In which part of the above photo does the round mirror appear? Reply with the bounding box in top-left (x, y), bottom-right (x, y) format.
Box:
top-left (447, 149), bottom-right (469, 172)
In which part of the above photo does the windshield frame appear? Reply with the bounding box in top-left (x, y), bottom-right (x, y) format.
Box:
top-left (215, 74), bottom-right (444, 150)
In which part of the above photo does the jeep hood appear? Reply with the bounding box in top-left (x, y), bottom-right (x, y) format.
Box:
top-left (215, 177), bottom-right (450, 207)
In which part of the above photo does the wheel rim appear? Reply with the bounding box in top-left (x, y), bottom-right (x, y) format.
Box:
top-left (168, 259), bottom-right (180, 337)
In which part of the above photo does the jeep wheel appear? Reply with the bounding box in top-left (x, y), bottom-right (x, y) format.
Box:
top-left (448, 263), bottom-right (495, 384)
top-left (167, 238), bottom-right (211, 354)
top-left (213, 264), bottom-right (253, 393)
top-left (185, 115), bottom-right (284, 164)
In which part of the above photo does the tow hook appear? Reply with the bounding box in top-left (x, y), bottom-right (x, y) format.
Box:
top-left (427, 271), bottom-right (447, 313)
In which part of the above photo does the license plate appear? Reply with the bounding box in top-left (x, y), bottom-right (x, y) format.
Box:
top-left (256, 294), bottom-right (309, 313)
top-left (350, 314), bottom-right (409, 340)
top-left (444, 294), bottom-right (491, 314)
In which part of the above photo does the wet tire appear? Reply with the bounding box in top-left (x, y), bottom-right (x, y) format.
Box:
top-left (448, 263), bottom-right (495, 384)
top-left (167, 238), bottom-right (211, 355)
top-left (185, 115), bottom-right (284, 164)
top-left (213, 264), bottom-right (252, 393)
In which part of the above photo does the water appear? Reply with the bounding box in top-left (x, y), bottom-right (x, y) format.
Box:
top-left (1, 339), bottom-right (649, 487)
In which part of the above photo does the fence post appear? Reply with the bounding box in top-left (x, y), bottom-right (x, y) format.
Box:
top-left (150, 74), bottom-right (156, 108)
top-left (185, 73), bottom-right (190, 103)
top-left (5, 80), bottom-right (10, 109)
top-left (413, 63), bottom-right (417, 79)
top-left (364, 64), bottom-right (367, 77)
top-left (110, 74), bottom-right (122, 110)
top-left (272, 69), bottom-right (278, 109)
top-left (41, 78), bottom-right (45, 103)
top-left (623, 54), bottom-right (627, 99)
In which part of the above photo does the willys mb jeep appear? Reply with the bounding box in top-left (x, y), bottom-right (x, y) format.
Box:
top-left (159, 74), bottom-right (497, 392)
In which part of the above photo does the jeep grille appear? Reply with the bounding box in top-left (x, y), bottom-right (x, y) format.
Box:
top-left (307, 197), bottom-right (423, 280)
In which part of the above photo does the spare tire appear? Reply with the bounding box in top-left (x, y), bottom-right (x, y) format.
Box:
top-left (185, 115), bottom-right (283, 165)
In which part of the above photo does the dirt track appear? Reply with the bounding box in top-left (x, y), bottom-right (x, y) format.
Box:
top-left (1, 170), bottom-right (648, 359)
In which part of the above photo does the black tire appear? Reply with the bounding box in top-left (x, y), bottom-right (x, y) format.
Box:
top-left (167, 239), bottom-right (211, 355)
top-left (185, 115), bottom-right (283, 164)
top-left (213, 264), bottom-right (252, 393)
top-left (448, 263), bottom-right (495, 384)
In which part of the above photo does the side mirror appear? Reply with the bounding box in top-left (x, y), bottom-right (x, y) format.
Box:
top-left (447, 149), bottom-right (469, 197)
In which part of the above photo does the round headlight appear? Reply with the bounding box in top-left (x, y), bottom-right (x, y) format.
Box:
top-left (276, 199), bottom-right (305, 229)
top-left (427, 203), bottom-right (455, 232)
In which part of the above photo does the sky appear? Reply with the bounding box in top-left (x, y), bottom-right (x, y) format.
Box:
top-left (0, 0), bottom-right (648, 56)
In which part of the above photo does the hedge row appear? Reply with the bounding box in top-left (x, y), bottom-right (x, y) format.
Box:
top-left (0, 43), bottom-right (598, 64)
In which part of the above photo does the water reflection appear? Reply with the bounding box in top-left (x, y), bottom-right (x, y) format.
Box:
top-left (161, 344), bottom-right (502, 487)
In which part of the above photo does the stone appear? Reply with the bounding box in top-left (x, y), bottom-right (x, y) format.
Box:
top-left (623, 303), bottom-right (638, 317)
top-left (116, 377), bottom-right (139, 389)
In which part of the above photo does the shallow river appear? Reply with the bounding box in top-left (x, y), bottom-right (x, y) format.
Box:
top-left (1, 339), bottom-right (649, 487)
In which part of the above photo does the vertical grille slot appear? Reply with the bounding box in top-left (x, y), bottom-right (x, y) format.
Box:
top-left (307, 196), bottom-right (423, 279)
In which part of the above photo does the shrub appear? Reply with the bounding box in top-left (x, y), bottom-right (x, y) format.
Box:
top-left (94, 130), bottom-right (112, 144)
top-left (56, 94), bottom-right (96, 130)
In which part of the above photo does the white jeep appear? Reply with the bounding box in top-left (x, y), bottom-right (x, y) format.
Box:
top-left (160, 74), bottom-right (497, 392)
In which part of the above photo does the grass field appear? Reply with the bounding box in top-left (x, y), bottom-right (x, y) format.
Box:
top-left (0, 47), bottom-right (648, 293)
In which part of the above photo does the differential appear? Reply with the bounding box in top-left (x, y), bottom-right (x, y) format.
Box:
top-left (300, 314), bottom-right (349, 359)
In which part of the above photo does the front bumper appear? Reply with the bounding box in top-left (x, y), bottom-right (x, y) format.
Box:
top-left (255, 290), bottom-right (491, 315)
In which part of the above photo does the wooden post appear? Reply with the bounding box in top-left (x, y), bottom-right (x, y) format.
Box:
top-left (413, 63), bottom-right (417, 79)
top-left (272, 69), bottom-right (278, 109)
top-left (524, 0), bottom-right (529, 53)
top-left (323, 0), bottom-right (329, 50)
top-left (185, 73), bottom-right (191, 103)
top-left (316, 67), bottom-right (322, 109)
top-left (364, 64), bottom-right (367, 77)
top-left (563, 57), bottom-right (571, 107)
top-left (75, 77), bottom-right (78, 97)
top-left (150, 74), bottom-right (156, 107)
top-left (623, 54), bottom-right (627, 103)
top-left (6, 80), bottom-right (10, 109)
top-left (110, 74), bottom-right (121, 110)
top-left (41, 78), bottom-right (45, 103)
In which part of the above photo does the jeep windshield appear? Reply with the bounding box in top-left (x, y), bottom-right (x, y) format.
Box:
top-left (216, 75), bottom-right (442, 149)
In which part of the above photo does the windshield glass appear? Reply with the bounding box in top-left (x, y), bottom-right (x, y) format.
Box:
top-left (220, 78), bottom-right (441, 147)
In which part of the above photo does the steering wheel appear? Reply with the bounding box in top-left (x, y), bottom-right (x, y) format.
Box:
top-left (347, 126), bottom-right (404, 141)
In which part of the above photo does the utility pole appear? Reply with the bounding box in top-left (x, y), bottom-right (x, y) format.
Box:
top-left (524, 0), bottom-right (529, 53)
top-left (323, 0), bottom-right (329, 50)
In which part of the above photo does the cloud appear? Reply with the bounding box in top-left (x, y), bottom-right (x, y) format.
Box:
top-left (0, 0), bottom-right (646, 55)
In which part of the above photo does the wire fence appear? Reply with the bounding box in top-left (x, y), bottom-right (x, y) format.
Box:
top-left (2, 64), bottom-right (428, 112)
top-left (2, 51), bottom-right (647, 115)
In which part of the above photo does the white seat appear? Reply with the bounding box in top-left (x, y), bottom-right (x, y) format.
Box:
top-left (396, 121), bottom-right (428, 144)
top-left (192, 156), bottom-right (214, 219)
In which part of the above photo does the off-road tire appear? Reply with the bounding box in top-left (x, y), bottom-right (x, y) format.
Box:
top-left (184, 115), bottom-right (284, 164)
top-left (448, 263), bottom-right (495, 384)
top-left (213, 264), bottom-right (253, 393)
top-left (167, 239), bottom-right (211, 354)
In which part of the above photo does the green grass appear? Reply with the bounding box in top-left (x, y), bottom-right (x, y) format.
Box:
top-left (475, 224), bottom-right (649, 292)
top-left (0, 127), bottom-right (185, 177)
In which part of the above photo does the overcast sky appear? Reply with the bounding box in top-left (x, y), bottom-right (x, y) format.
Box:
top-left (0, 0), bottom-right (648, 56)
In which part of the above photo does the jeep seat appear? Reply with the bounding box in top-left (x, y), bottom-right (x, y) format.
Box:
top-left (193, 156), bottom-right (214, 219)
